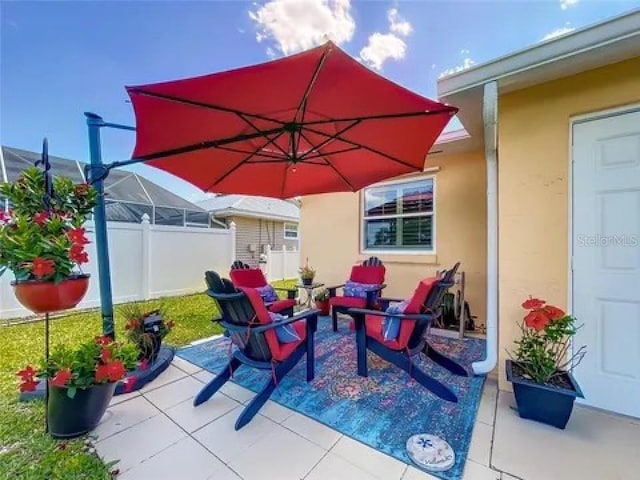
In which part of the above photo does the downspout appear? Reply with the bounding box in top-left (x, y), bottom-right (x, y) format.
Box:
top-left (473, 81), bottom-right (498, 375)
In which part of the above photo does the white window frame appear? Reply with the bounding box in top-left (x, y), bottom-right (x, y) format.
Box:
top-left (283, 222), bottom-right (299, 240)
top-left (360, 175), bottom-right (436, 255)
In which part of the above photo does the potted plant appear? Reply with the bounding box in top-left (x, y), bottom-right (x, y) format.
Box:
top-left (299, 258), bottom-right (316, 286)
top-left (17, 335), bottom-right (139, 438)
top-left (120, 303), bottom-right (175, 363)
top-left (0, 166), bottom-right (98, 313)
top-left (314, 288), bottom-right (330, 315)
top-left (506, 296), bottom-right (586, 429)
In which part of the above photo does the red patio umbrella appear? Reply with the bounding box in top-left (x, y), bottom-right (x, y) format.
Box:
top-left (127, 41), bottom-right (457, 199)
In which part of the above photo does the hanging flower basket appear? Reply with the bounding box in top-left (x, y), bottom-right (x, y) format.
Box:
top-left (11, 274), bottom-right (90, 314)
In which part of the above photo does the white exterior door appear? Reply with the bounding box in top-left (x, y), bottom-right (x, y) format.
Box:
top-left (572, 108), bottom-right (640, 418)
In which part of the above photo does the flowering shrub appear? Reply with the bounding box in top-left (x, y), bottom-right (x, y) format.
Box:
top-left (120, 303), bottom-right (175, 359)
top-left (0, 167), bottom-right (97, 282)
top-left (17, 336), bottom-right (140, 398)
top-left (509, 296), bottom-right (586, 385)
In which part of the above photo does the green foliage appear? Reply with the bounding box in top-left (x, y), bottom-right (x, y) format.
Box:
top-left (0, 167), bottom-right (97, 282)
top-left (298, 257), bottom-right (316, 280)
top-left (313, 288), bottom-right (329, 301)
top-left (119, 302), bottom-right (175, 358)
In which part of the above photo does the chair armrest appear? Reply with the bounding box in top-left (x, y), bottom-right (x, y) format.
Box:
top-left (272, 287), bottom-right (298, 300)
top-left (222, 309), bottom-right (320, 334)
top-left (346, 308), bottom-right (439, 322)
top-left (327, 284), bottom-right (345, 297)
top-left (362, 283), bottom-right (386, 292)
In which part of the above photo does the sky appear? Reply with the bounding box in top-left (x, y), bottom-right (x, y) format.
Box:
top-left (1, 0), bottom-right (639, 203)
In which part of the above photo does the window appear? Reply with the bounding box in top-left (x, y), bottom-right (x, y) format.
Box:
top-left (284, 222), bottom-right (299, 240)
top-left (362, 178), bottom-right (434, 253)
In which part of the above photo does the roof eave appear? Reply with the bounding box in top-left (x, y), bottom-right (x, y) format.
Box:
top-left (210, 208), bottom-right (299, 223)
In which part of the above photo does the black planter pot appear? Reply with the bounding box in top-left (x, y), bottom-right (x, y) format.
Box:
top-left (302, 278), bottom-right (313, 286)
top-left (47, 382), bottom-right (116, 439)
top-left (506, 360), bottom-right (584, 429)
top-left (138, 313), bottom-right (165, 363)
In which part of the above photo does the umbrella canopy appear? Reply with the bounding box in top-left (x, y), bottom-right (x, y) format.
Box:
top-left (127, 42), bottom-right (457, 199)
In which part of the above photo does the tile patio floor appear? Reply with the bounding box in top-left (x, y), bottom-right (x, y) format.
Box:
top-left (94, 356), bottom-right (640, 480)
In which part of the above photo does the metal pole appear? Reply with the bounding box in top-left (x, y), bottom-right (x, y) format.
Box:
top-left (85, 112), bottom-right (115, 338)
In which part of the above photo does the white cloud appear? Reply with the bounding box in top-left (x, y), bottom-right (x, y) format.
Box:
top-left (541, 25), bottom-right (575, 41)
top-left (560, 0), bottom-right (579, 10)
top-left (388, 8), bottom-right (412, 36)
top-left (438, 57), bottom-right (476, 79)
top-left (248, 0), bottom-right (355, 55)
top-left (360, 33), bottom-right (408, 71)
top-left (359, 7), bottom-right (413, 71)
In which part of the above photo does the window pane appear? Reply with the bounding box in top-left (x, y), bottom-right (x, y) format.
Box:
top-left (284, 223), bottom-right (298, 238)
top-left (402, 216), bottom-right (432, 249)
top-left (155, 207), bottom-right (184, 226)
top-left (401, 180), bottom-right (433, 214)
top-left (105, 200), bottom-right (153, 223)
top-left (186, 210), bottom-right (210, 225)
top-left (364, 188), bottom-right (397, 217)
top-left (365, 219), bottom-right (397, 248)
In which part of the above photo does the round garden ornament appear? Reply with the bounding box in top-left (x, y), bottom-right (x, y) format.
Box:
top-left (406, 433), bottom-right (455, 472)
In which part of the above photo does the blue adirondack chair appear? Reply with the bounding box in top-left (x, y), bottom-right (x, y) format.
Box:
top-left (347, 263), bottom-right (468, 402)
top-left (194, 271), bottom-right (318, 430)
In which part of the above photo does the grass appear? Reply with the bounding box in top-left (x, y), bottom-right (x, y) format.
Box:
top-left (0, 279), bottom-right (297, 479)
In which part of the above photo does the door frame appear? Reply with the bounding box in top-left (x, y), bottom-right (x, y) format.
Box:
top-left (568, 103), bottom-right (640, 402)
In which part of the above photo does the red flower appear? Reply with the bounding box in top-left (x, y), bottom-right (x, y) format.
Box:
top-left (106, 360), bottom-right (126, 382)
top-left (19, 378), bottom-right (40, 392)
top-left (100, 348), bottom-right (112, 363)
top-left (51, 368), bottom-right (72, 388)
top-left (68, 228), bottom-right (89, 246)
top-left (33, 211), bottom-right (49, 226)
top-left (524, 310), bottom-right (551, 332)
top-left (125, 319), bottom-right (140, 331)
top-left (95, 363), bottom-right (110, 382)
top-left (17, 365), bottom-right (37, 381)
top-left (95, 335), bottom-right (112, 346)
top-left (522, 297), bottom-right (545, 310)
top-left (69, 244), bottom-right (89, 265)
top-left (30, 257), bottom-right (55, 278)
top-left (544, 305), bottom-right (565, 321)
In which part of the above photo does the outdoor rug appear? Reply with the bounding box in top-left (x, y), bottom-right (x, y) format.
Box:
top-left (177, 317), bottom-right (486, 480)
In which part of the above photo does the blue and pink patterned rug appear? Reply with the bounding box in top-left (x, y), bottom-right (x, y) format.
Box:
top-left (177, 317), bottom-right (486, 480)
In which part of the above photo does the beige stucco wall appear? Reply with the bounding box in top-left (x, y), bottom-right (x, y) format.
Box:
top-left (498, 57), bottom-right (640, 390)
top-left (301, 151), bottom-right (487, 327)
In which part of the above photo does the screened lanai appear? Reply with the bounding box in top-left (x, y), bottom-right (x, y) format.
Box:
top-left (1, 146), bottom-right (212, 228)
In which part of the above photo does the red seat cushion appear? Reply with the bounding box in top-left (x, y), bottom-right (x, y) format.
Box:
top-left (238, 287), bottom-right (305, 362)
top-left (230, 268), bottom-right (268, 289)
top-left (268, 299), bottom-right (296, 313)
top-left (365, 315), bottom-right (416, 350)
top-left (329, 296), bottom-right (367, 309)
top-left (350, 265), bottom-right (385, 284)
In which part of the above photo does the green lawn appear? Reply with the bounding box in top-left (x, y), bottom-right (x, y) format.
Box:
top-left (0, 279), bottom-right (296, 479)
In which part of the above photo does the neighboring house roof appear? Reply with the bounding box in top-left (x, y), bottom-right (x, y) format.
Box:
top-left (437, 9), bottom-right (640, 141)
top-left (197, 195), bottom-right (300, 223)
top-left (1, 146), bottom-right (204, 211)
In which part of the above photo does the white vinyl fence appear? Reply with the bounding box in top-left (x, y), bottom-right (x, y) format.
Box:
top-left (262, 245), bottom-right (300, 282)
top-left (0, 215), bottom-right (235, 320)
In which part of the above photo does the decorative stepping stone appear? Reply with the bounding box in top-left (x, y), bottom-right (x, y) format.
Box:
top-left (406, 433), bottom-right (455, 472)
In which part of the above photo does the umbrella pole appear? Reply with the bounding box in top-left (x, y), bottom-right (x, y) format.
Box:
top-left (85, 112), bottom-right (115, 339)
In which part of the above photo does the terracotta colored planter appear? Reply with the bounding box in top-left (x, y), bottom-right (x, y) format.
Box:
top-left (315, 300), bottom-right (330, 316)
top-left (11, 274), bottom-right (90, 314)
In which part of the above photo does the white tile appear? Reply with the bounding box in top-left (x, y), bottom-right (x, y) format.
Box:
top-left (165, 394), bottom-right (239, 433)
top-left (205, 467), bottom-right (243, 480)
top-left (462, 460), bottom-right (501, 480)
top-left (477, 389), bottom-right (497, 426)
top-left (229, 425), bottom-right (326, 480)
top-left (144, 376), bottom-right (203, 410)
top-left (94, 396), bottom-right (160, 442)
top-left (331, 436), bottom-right (406, 480)
top-left (492, 391), bottom-right (640, 480)
top-left (482, 377), bottom-right (498, 398)
top-left (109, 389), bottom-right (141, 406)
top-left (140, 365), bottom-right (188, 393)
top-left (259, 400), bottom-right (295, 423)
top-left (118, 436), bottom-right (225, 480)
top-left (220, 381), bottom-right (255, 404)
top-left (306, 452), bottom-right (381, 480)
top-left (96, 414), bottom-right (187, 474)
top-left (500, 474), bottom-right (519, 480)
top-left (192, 407), bottom-right (279, 463)
top-left (193, 370), bottom-right (214, 384)
top-left (283, 412), bottom-right (342, 450)
top-left (402, 465), bottom-right (440, 480)
top-left (468, 421), bottom-right (493, 467)
top-left (171, 356), bottom-right (203, 375)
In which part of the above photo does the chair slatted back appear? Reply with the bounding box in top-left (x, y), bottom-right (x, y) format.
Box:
top-left (362, 256), bottom-right (383, 267)
top-left (407, 262), bottom-right (460, 349)
top-left (231, 260), bottom-right (251, 270)
top-left (205, 270), bottom-right (272, 362)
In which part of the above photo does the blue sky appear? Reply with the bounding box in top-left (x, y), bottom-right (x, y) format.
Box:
top-left (2, 0), bottom-right (639, 202)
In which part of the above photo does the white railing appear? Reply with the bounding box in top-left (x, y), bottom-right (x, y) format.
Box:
top-left (263, 245), bottom-right (300, 282)
top-left (0, 215), bottom-right (235, 320)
